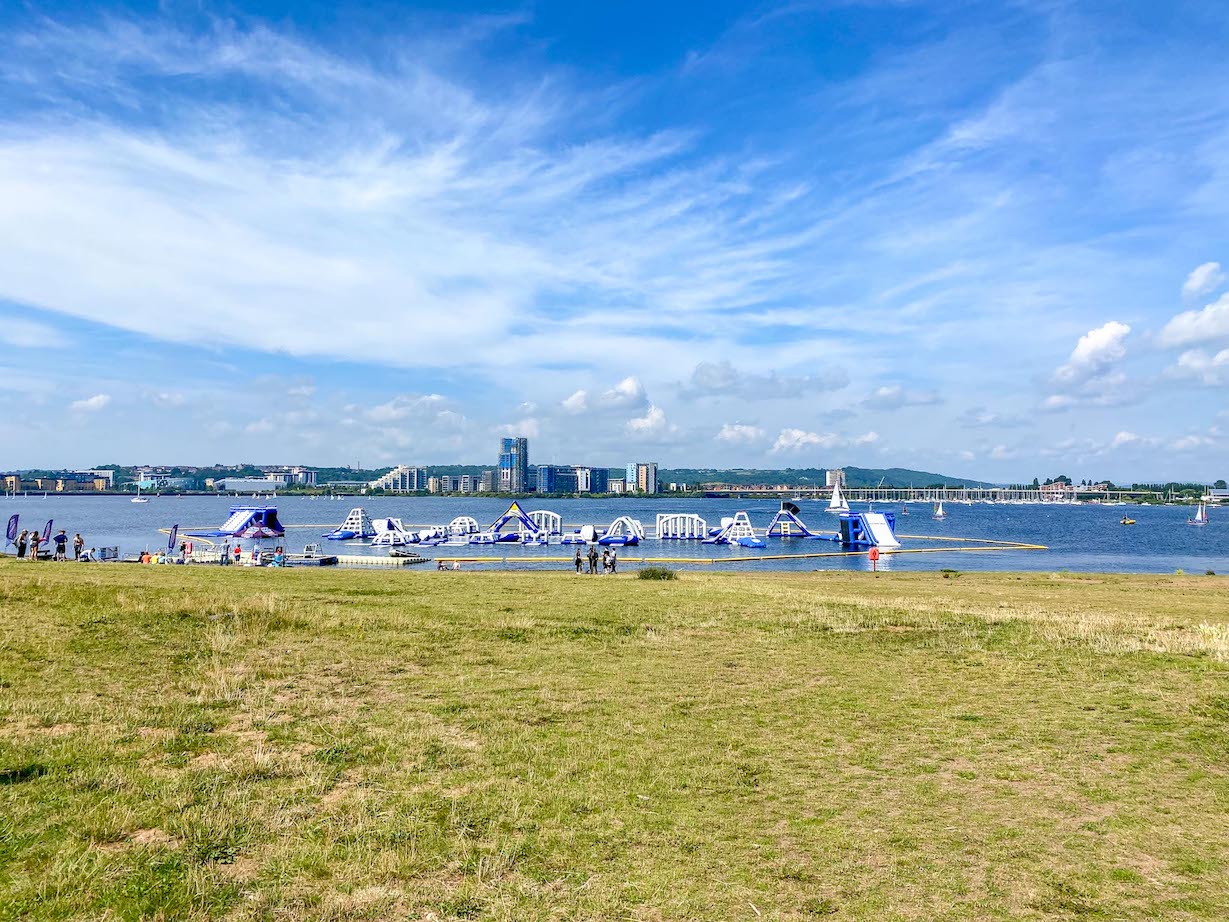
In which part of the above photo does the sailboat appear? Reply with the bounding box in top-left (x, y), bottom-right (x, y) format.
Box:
top-left (1188, 502), bottom-right (1209, 527)
top-left (131, 482), bottom-right (149, 504)
top-left (826, 481), bottom-right (850, 514)
top-left (932, 500), bottom-right (947, 520)
top-left (901, 502), bottom-right (909, 516)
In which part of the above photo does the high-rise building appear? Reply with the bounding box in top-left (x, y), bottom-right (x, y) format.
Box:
top-left (480, 470), bottom-right (497, 492)
top-left (498, 437), bottom-right (529, 492)
top-left (626, 463), bottom-right (638, 491)
top-left (369, 465), bottom-right (427, 493)
top-left (630, 461), bottom-right (658, 494)
top-left (589, 468), bottom-right (609, 493)
top-left (826, 469), bottom-right (846, 488)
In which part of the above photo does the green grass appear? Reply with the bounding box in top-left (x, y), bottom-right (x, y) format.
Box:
top-left (1, 561), bottom-right (1228, 920)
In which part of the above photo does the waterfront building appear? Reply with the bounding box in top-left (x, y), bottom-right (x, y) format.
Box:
top-left (626, 463), bottom-right (638, 491)
top-left (480, 470), bottom-right (497, 492)
top-left (263, 466), bottom-right (317, 487)
top-left (427, 477), bottom-right (441, 494)
top-left (826, 469), bottom-right (846, 488)
top-left (77, 469), bottom-right (115, 487)
top-left (439, 475), bottom-right (457, 493)
top-left (369, 465), bottom-right (428, 493)
top-left (215, 477), bottom-right (283, 493)
top-left (499, 437), bottom-right (529, 492)
top-left (609, 477), bottom-right (625, 494)
top-left (589, 467), bottom-right (609, 494)
top-left (635, 462), bottom-right (659, 494)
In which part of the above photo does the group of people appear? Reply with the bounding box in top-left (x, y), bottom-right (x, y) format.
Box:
top-left (574, 545), bottom-right (618, 574)
top-left (12, 529), bottom-right (89, 561)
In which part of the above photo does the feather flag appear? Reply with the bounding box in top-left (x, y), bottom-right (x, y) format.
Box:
top-left (4, 514), bottom-right (16, 547)
top-left (42, 519), bottom-right (52, 543)
top-left (167, 525), bottom-right (179, 552)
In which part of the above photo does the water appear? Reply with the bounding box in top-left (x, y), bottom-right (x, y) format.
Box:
top-left (3, 494), bottom-right (1226, 574)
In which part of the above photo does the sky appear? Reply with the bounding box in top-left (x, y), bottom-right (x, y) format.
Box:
top-left (1, 1), bottom-right (1228, 482)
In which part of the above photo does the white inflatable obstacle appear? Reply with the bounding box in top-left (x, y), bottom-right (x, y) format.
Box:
top-left (529, 510), bottom-right (563, 535)
top-left (370, 516), bottom-right (413, 546)
top-left (656, 512), bottom-right (708, 540)
top-left (324, 507), bottom-right (376, 540)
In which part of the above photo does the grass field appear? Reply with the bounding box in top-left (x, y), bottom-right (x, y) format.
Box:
top-left (1, 561), bottom-right (1228, 920)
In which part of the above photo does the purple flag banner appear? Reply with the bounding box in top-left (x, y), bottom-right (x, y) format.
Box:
top-left (5, 514), bottom-right (16, 546)
top-left (168, 525), bottom-right (179, 552)
top-left (42, 519), bottom-right (52, 543)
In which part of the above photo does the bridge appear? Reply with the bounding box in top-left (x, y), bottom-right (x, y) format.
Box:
top-left (701, 485), bottom-right (1172, 503)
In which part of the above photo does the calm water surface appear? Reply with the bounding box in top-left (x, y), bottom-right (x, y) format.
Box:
top-left (3, 494), bottom-right (1226, 574)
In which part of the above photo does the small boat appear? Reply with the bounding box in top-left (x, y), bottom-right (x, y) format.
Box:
top-left (932, 501), bottom-right (947, 520)
top-left (826, 482), bottom-right (850, 514)
top-left (1120, 516), bottom-right (1136, 526)
top-left (1188, 503), bottom-right (1208, 527)
top-left (131, 482), bottom-right (149, 504)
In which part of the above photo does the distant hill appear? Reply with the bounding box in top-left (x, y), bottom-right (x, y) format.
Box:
top-left (659, 466), bottom-right (992, 489)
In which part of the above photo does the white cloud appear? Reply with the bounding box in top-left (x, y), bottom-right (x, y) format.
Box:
top-left (0, 319), bottom-right (69, 349)
top-left (1053, 321), bottom-right (1131, 383)
top-left (561, 390), bottom-right (588, 413)
top-left (1168, 348), bottom-right (1229, 386)
top-left (716, 423), bottom-right (766, 444)
top-left (1111, 430), bottom-right (1142, 448)
top-left (1159, 293), bottom-right (1229, 347)
top-left (1182, 261), bottom-right (1223, 299)
top-left (854, 431), bottom-right (879, 446)
top-left (151, 391), bottom-right (186, 408)
top-left (365, 394), bottom-right (447, 423)
top-left (601, 377), bottom-right (647, 408)
top-left (497, 417), bottom-right (540, 439)
top-left (682, 361), bottom-right (848, 400)
top-left (989, 444), bottom-right (1016, 460)
top-left (1173, 434), bottom-right (1214, 451)
top-left (70, 393), bottom-right (110, 412)
top-left (287, 384), bottom-right (316, 399)
top-left (771, 428), bottom-right (826, 453)
top-left (625, 404), bottom-right (670, 437)
top-left (861, 385), bottom-right (941, 411)
top-left (244, 417), bottom-right (275, 434)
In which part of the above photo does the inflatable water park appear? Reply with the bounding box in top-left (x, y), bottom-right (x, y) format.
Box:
top-left (140, 499), bottom-right (1048, 569)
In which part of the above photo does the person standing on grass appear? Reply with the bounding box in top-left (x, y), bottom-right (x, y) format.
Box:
top-left (73, 533), bottom-right (84, 560)
top-left (610, 549), bottom-right (617, 574)
top-left (220, 542), bottom-right (230, 566)
top-left (28, 530), bottom-right (41, 561)
top-left (601, 548), bottom-right (610, 573)
top-left (574, 548), bottom-right (582, 573)
top-left (53, 530), bottom-right (68, 561)
top-left (587, 545), bottom-right (598, 574)
top-left (16, 529), bottom-right (28, 559)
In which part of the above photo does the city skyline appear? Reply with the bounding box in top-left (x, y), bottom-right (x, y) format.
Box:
top-left (2, 3), bottom-right (1229, 481)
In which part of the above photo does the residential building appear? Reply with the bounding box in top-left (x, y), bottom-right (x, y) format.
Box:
top-left (609, 477), bottom-right (625, 494)
top-left (633, 462), bottom-right (658, 494)
top-left (369, 465), bottom-right (428, 493)
top-left (215, 477), bottom-right (283, 493)
top-left (3, 474), bottom-right (23, 493)
top-left (439, 476), bottom-right (457, 493)
top-left (589, 468), bottom-right (609, 494)
top-left (480, 470), bottom-right (497, 492)
top-left (626, 463), bottom-right (638, 491)
top-left (77, 469), bottom-right (115, 487)
top-left (826, 469), bottom-right (846, 488)
top-left (574, 467), bottom-right (592, 493)
top-left (263, 466), bottom-right (317, 487)
top-left (427, 477), bottom-right (442, 494)
top-left (499, 437), bottom-right (529, 492)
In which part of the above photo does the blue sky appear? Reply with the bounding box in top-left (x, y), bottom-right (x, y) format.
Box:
top-left (2, 1), bottom-right (1228, 481)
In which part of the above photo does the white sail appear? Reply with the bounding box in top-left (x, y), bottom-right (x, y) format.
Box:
top-left (826, 481), bottom-right (849, 513)
top-left (933, 500), bottom-right (946, 519)
top-left (1191, 503), bottom-right (1208, 525)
